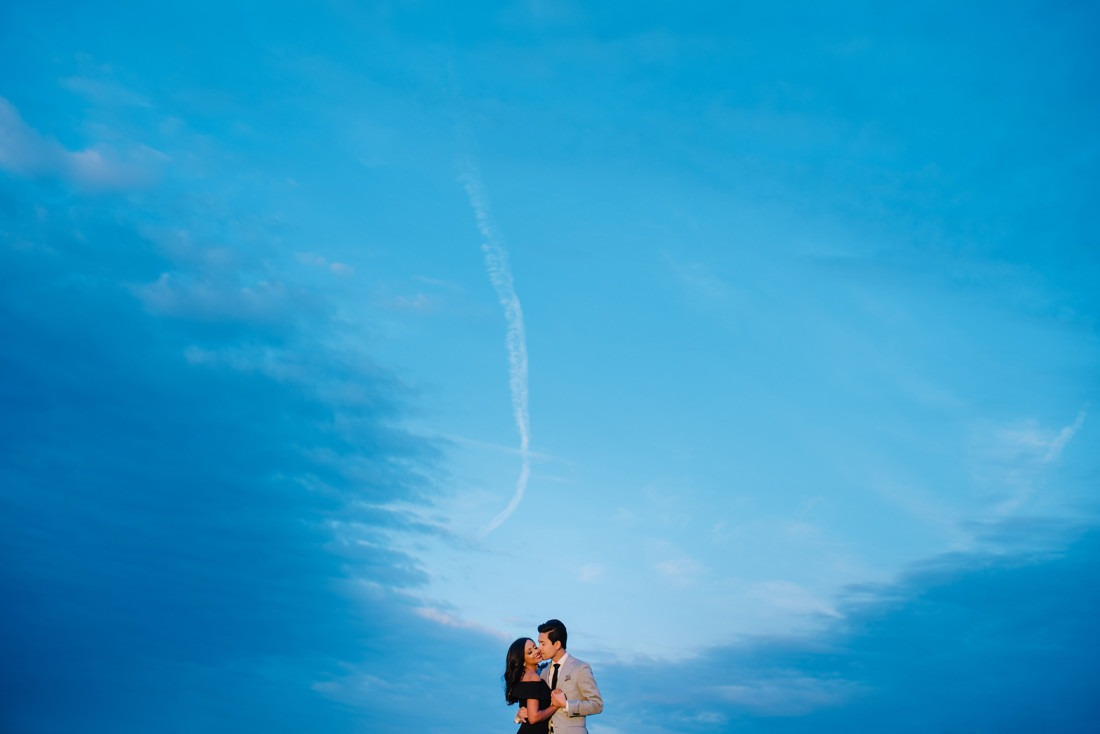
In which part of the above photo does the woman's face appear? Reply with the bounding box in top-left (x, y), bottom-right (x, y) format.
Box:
top-left (523, 639), bottom-right (542, 666)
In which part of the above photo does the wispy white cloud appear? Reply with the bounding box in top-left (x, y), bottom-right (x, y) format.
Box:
top-left (460, 161), bottom-right (531, 535)
top-left (654, 557), bottom-right (706, 585)
top-left (60, 74), bottom-right (151, 108)
top-left (135, 271), bottom-right (300, 324)
top-left (1045, 409), bottom-right (1088, 462)
top-left (749, 580), bottom-right (841, 619)
top-left (716, 675), bottom-right (862, 717)
top-left (295, 252), bottom-right (355, 276)
top-left (970, 408), bottom-right (1089, 520)
top-left (440, 433), bottom-right (559, 462)
top-left (652, 540), bottom-right (707, 586)
top-left (0, 97), bottom-right (165, 190)
top-left (381, 292), bottom-right (439, 312)
top-left (413, 274), bottom-right (464, 290)
top-left (414, 606), bottom-right (511, 640)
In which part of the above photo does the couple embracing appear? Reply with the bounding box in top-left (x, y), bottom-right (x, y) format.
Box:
top-left (503, 618), bottom-right (603, 734)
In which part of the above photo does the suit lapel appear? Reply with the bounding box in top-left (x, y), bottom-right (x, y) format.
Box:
top-left (554, 656), bottom-right (571, 691)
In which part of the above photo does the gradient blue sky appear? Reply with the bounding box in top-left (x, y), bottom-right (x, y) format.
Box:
top-left (1, 2), bottom-right (1098, 732)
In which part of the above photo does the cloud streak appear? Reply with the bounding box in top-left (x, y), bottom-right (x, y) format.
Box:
top-left (596, 523), bottom-right (1100, 732)
top-left (0, 97), bottom-right (165, 190)
top-left (968, 408), bottom-right (1091, 521)
top-left (460, 161), bottom-right (531, 535)
top-left (1043, 409), bottom-right (1087, 464)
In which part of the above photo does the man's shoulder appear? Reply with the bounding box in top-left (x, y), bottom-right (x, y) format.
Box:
top-left (564, 654), bottom-right (591, 670)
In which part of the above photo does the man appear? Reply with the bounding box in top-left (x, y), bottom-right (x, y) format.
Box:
top-left (537, 618), bottom-right (603, 733)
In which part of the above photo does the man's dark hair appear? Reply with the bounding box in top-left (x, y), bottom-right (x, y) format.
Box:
top-left (538, 618), bottom-right (568, 649)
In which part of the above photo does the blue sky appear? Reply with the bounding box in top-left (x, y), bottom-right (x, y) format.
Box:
top-left (1, 1), bottom-right (1097, 732)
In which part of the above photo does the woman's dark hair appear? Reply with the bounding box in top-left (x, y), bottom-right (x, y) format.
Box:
top-left (503, 637), bottom-right (530, 705)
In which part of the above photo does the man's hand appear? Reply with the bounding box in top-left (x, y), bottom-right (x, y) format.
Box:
top-left (551, 689), bottom-right (568, 709)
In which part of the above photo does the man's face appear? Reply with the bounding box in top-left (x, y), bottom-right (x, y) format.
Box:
top-left (538, 632), bottom-right (561, 661)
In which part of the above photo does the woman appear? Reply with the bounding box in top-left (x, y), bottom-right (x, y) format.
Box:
top-left (503, 637), bottom-right (559, 733)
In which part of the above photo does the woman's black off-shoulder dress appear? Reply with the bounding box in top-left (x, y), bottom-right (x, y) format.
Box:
top-left (513, 678), bottom-right (552, 734)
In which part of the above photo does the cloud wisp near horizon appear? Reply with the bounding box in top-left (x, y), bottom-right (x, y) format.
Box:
top-left (595, 520), bottom-right (1100, 733)
top-left (1, 1), bottom-right (1098, 732)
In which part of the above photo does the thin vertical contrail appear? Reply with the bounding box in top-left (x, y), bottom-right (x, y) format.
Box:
top-left (460, 161), bottom-right (531, 536)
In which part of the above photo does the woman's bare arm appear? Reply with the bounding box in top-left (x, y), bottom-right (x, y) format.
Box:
top-left (525, 697), bottom-right (560, 724)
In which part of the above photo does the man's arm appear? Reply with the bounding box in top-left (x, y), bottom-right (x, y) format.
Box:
top-left (564, 662), bottom-right (603, 717)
